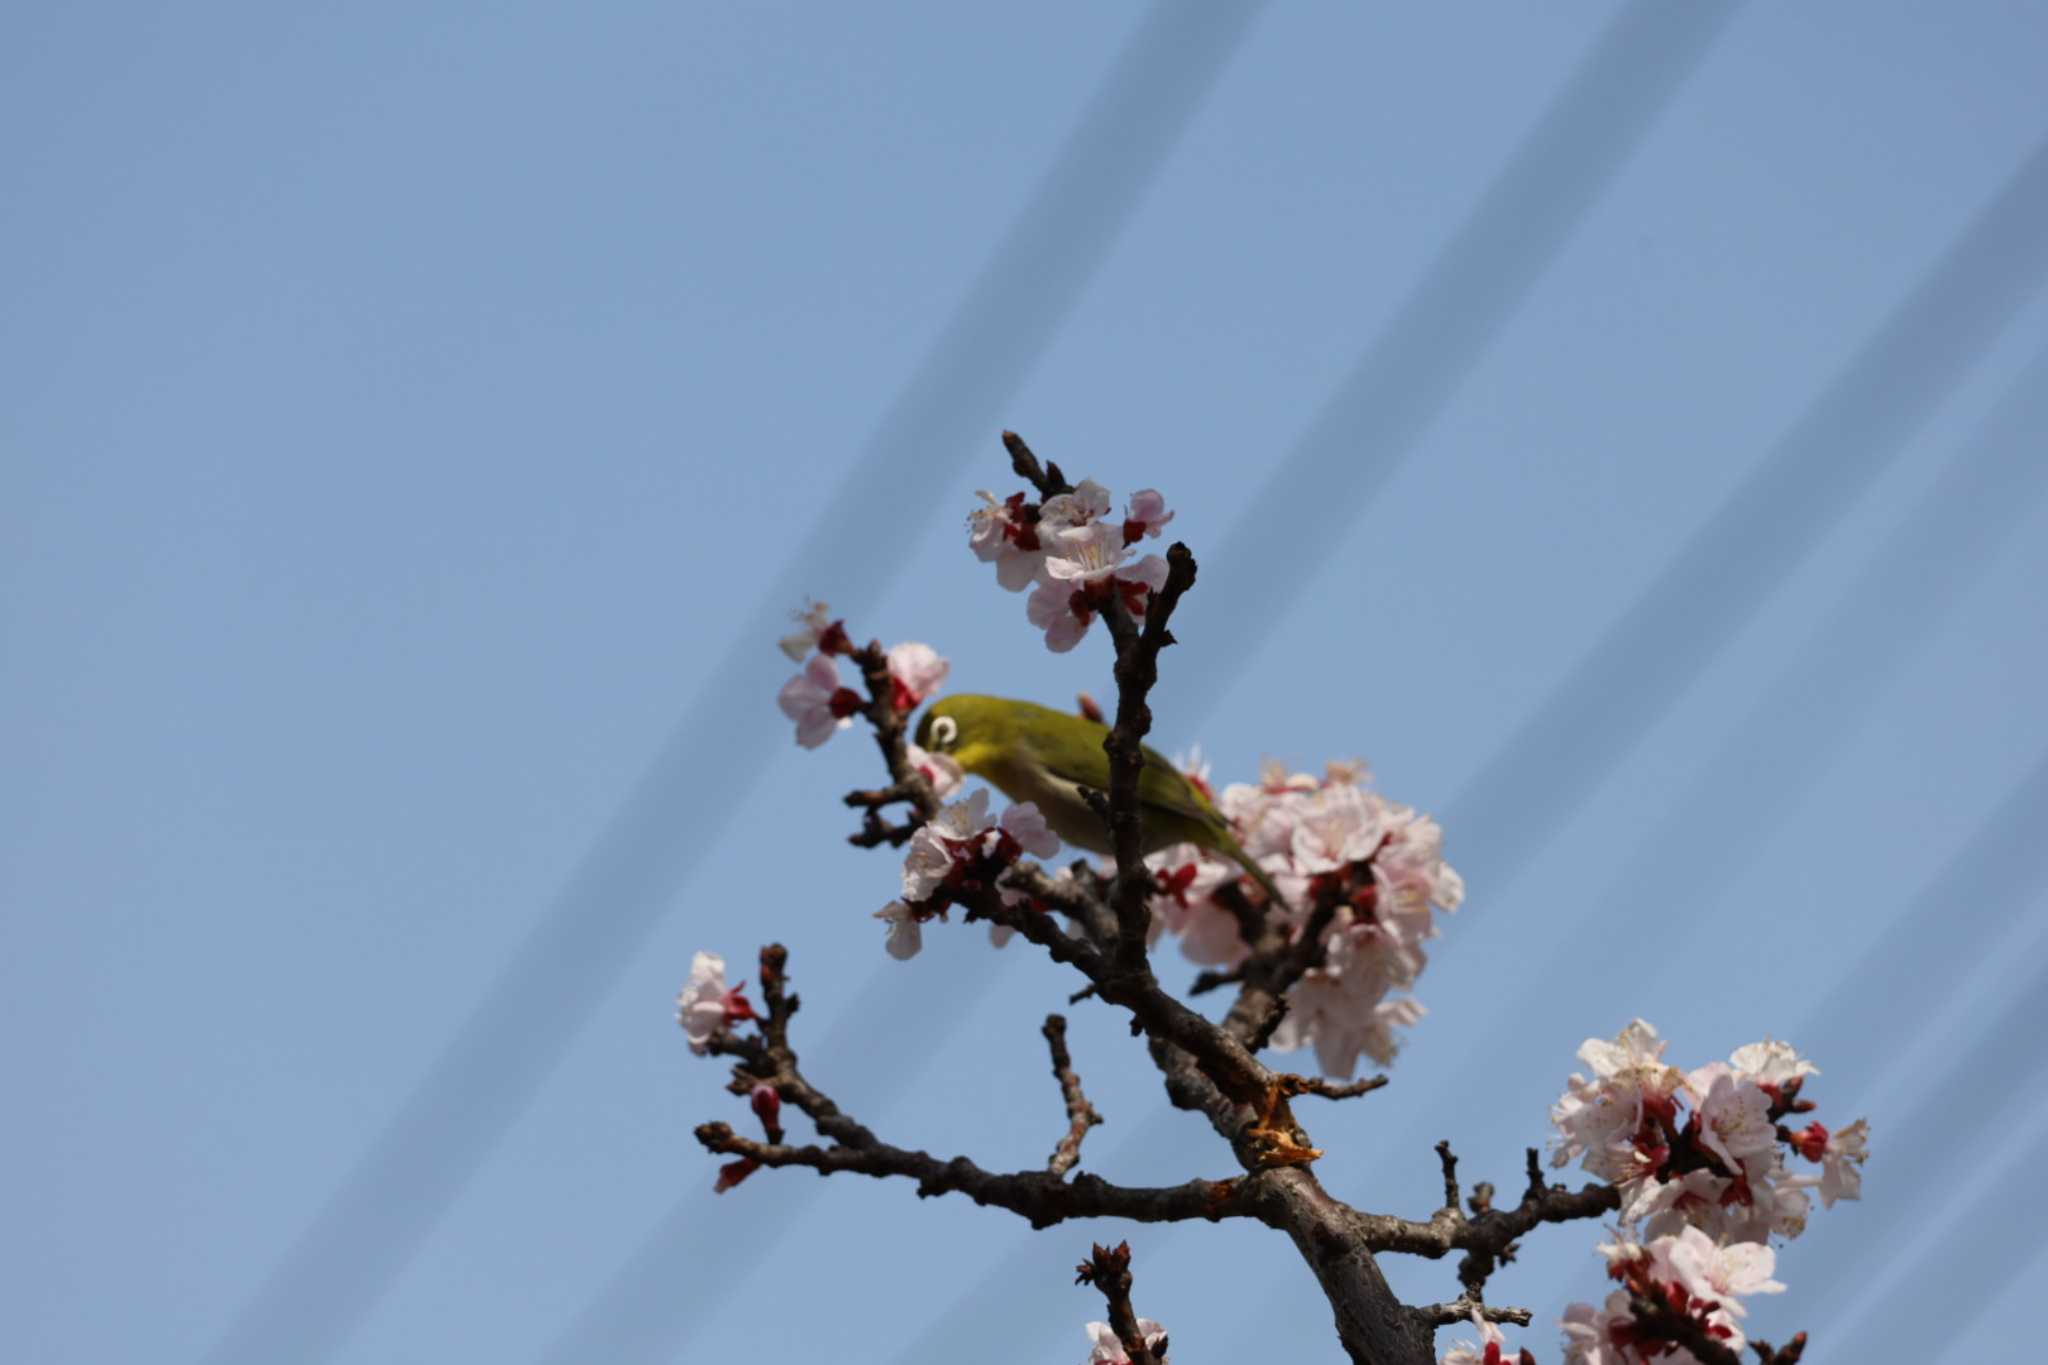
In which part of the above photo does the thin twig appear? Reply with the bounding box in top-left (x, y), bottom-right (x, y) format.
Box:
top-left (1042, 1014), bottom-right (1104, 1176)
top-left (1434, 1141), bottom-right (1463, 1217)
top-left (1001, 430), bottom-right (1073, 499)
top-left (1188, 965), bottom-right (1245, 997)
top-left (1282, 1074), bottom-right (1390, 1102)
top-left (1075, 1241), bottom-right (1164, 1365)
top-left (1361, 1145), bottom-right (1622, 1261)
top-left (1415, 1298), bottom-right (1534, 1328)
top-left (698, 949), bottom-right (1254, 1231)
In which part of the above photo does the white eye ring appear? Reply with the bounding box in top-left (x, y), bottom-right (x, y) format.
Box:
top-left (930, 716), bottom-right (959, 748)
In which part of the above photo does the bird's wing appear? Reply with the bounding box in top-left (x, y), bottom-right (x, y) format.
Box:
top-left (1020, 727), bottom-right (1225, 832)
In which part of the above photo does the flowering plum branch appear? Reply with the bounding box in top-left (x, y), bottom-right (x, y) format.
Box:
top-left (684, 435), bottom-right (1871, 1364)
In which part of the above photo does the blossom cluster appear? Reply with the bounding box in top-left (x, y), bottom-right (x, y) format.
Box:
top-left (967, 480), bottom-right (1174, 651)
top-left (1544, 1021), bottom-right (1868, 1362)
top-left (774, 600), bottom-right (950, 748)
top-left (1084, 1318), bottom-right (1169, 1364)
top-left (875, 789), bottom-right (1061, 959)
top-left (1148, 757), bottom-right (1464, 1078)
top-left (1549, 1020), bottom-right (1867, 1246)
top-left (1558, 1226), bottom-right (1785, 1363)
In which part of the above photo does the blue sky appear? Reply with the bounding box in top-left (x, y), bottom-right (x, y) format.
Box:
top-left (6, 3), bottom-right (2047, 1362)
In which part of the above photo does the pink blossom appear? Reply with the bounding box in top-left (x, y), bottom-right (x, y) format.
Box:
top-left (1121, 488), bottom-right (1174, 543)
top-left (1687, 1066), bottom-right (1779, 1173)
top-left (1272, 966), bottom-right (1425, 1078)
top-left (777, 653), bottom-right (862, 748)
top-left (999, 800), bottom-right (1061, 859)
top-left (1374, 806), bottom-right (1464, 922)
top-left (1027, 579), bottom-right (1097, 653)
top-left (1288, 784), bottom-right (1386, 875)
top-left (886, 641), bottom-right (950, 711)
top-left (1146, 847), bottom-right (1249, 967)
top-left (1146, 756), bottom-right (1458, 1077)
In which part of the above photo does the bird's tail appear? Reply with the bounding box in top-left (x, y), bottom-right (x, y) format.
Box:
top-left (1224, 839), bottom-right (1291, 919)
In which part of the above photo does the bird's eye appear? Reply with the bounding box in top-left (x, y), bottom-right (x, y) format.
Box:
top-left (930, 715), bottom-right (959, 750)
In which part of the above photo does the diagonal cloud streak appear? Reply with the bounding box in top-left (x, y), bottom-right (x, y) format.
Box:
top-left (200, 6), bottom-right (1272, 1361)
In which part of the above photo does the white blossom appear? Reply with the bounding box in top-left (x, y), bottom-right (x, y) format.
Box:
top-left (1027, 579), bottom-right (1095, 653)
top-left (676, 951), bottom-right (731, 1055)
top-left (777, 599), bottom-right (835, 661)
top-left (1729, 1039), bottom-right (1819, 1091)
top-left (1084, 1318), bottom-right (1168, 1364)
top-left (873, 902), bottom-right (922, 960)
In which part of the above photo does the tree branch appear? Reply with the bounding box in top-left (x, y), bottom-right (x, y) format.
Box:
top-left (1098, 541), bottom-right (1198, 973)
top-left (1285, 1074), bottom-right (1390, 1102)
top-left (1042, 1014), bottom-right (1103, 1176)
top-left (698, 947), bottom-right (1255, 1232)
top-left (1415, 1298), bottom-right (1534, 1329)
top-left (695, 1123), bottom-right (1252, 1232)
top-left (1360, 1145), bottom-right (1622, 1266)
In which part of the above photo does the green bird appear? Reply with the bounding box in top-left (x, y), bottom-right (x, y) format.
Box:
top-left (914, 694), bottom-right (1287, 910)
